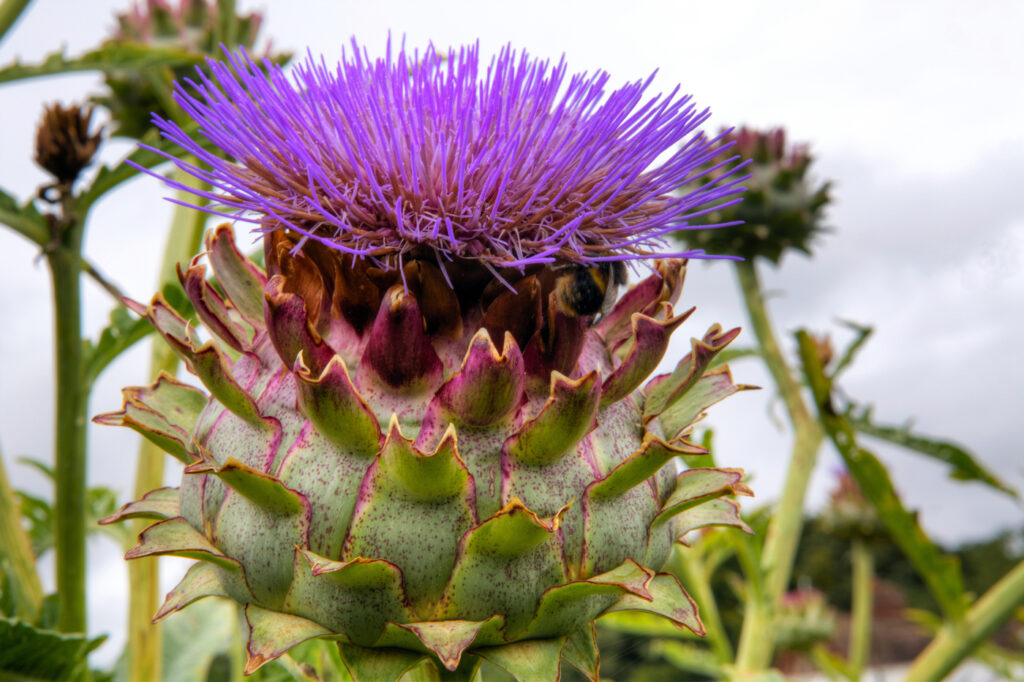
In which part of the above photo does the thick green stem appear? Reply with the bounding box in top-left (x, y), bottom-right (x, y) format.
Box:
top-left (904, 558), bottom-right (1024, 682)
top-left (126, 168), bottom-right (208, 682)
top-left (0, 445), bottom-right (44, 621)
top-left (0, 0), bottom-right (32, 44)
top-left (733, 259), bottom-right (823, 672)
top-left (848, 539), bottom-right (873, 678)
top-left (45, 219), bottom-right (88, 633)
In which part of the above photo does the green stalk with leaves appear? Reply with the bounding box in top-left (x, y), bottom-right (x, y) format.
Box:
top-left (847, 538), bottom-right (873, 679)
top-left (732, 258), bottom-right (824, 671)
top-left (797, 328), bottom-right (1024, 678)
top-left (30, 103), bottom-right (106, 633)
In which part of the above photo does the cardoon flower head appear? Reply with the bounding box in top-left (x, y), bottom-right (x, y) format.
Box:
top-left (101, 41), bottom-right (755, 680)
top-left (145, 41), bottom-right (745, 277)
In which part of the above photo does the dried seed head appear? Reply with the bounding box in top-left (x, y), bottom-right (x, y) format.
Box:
top-left (34, 103), bottom-right (104, 186)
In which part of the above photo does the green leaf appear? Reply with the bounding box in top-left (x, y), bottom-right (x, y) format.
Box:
top-left (83, 305), bottom-right (155, 387)
top-left (0, 616), bottom-right (105, 681)
top-left (848, 406), bottom-right (1017, 499)
top-left (0, 0), bottom-right (33, 46)
top-left (0, 566), bottom-right (15, 617)
top-left (0, 43), bottom-right (203, 85)
top-left (16, 459), bottom-right (128, 555)
top-left (88, 486), bottom-right (131, 547)
top-left (0, 186), bottom-right (48, 247)
top-left (796, 330), bottom-right (967, 621)
top-left (16, 490), bottom-right (52, 558)
top-left (161, 278), bottom-right (196, 319)
top-left (828, 319), bottom-right (873, 379)
top-left (648, 639), bottom-right (724, 678)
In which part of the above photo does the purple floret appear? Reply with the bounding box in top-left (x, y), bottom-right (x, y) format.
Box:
top-left (140, 39), bottom-right (746, 273)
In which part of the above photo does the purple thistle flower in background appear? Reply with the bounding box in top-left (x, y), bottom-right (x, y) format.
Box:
top-left (142, 40), bottom-right (746, 277)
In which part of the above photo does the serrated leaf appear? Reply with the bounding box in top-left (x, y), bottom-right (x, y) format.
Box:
top-left (828, 319), bottom-right (873, 379)
top-left (83, 305), bottom-right (155, 386)
top-left (0, 616), bottom-right (105, 681)
top-left (16, 490), bottom-right (52, 558)
top-left (848, 407), bottom-right (1017, 499)
top-left (0, 43), bottom-right (203, 85)
top-left (796, 330), bottom-right (967, 621)
top-left (16, 463), bottom-right (128, 556)
top-left (0, 187), bottom-right (48, 247)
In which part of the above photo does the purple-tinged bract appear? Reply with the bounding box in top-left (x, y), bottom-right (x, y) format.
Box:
top-left (147, 41), bottom-right (745, 273)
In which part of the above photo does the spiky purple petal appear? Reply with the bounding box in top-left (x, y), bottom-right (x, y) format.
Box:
top-left (138, 40), bottom-right (745, 273)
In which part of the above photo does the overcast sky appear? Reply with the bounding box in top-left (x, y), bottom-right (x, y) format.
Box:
top-left (2, 0), bottom-right (1023, 666)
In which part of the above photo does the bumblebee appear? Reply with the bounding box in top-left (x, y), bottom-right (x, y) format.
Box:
top-left (553, 261), bottom-right (628, 317)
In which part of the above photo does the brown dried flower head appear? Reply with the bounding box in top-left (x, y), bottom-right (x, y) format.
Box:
top-left (34, 103), bottom-right (104, 187)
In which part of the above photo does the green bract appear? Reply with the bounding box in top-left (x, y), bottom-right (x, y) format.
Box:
top-left (98, 225), bottom-right (753, 680)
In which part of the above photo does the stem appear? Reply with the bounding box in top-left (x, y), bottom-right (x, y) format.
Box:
top-left (82, 259), bottom-right (127, 303)
top-left (0, 0), bottom-right (32, 45)
top-left (125, 438), bottom-right (164, 680)
top-left (45, 216), bottom-right (88, 633)
top-left (126, 168), bottom-right (208, 682)
top-left (848, 539), bottom-right (873, 678)
top-left (733, 259), bottom-right (824, 672)
top-left (229, 604), bottom-right (246, 682)
top-left (904, 558), bottom-right (1024, 682)
top-left (0, 444), bottom-right (44, 622)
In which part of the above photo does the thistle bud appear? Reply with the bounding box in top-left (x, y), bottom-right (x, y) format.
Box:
top-left (96, 0), bottom-right (278, 138)
top-left (676, 126), bottom-right (832, 264)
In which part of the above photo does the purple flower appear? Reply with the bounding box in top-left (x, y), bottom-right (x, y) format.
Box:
top-left (142, 40), bottom-right (745, 276)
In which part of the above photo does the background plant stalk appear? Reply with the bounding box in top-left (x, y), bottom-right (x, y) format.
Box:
top-left (733, 259), bottom-right (823, 671)
top-left (46, 204), bottom-right (89, 633)
top-left (904, 559), bottom-right (1024, 682)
